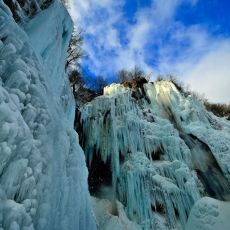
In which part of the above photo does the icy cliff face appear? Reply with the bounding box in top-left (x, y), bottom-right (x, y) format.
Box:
top-left (78, 80), bottom-right (230, 229)
top-left (0, 1), bottom-right (95, 229)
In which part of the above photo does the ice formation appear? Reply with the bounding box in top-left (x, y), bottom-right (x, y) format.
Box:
top-left (0, 1), bottom-right (95, 229)
top-left (3, 0), bottom-right (55, 23)
top-left (186, 197), bottom-right (230, 230)
top-left (78, 80), bottom-right (230, 229)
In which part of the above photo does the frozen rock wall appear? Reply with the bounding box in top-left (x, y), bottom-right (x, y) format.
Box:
top-left (78, 80), bottom-right (230, 229)
top-left (0, 1), bottom-right (95, 229)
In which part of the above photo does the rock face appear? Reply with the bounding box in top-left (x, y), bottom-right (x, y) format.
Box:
top-left (0, 1), bottom-right (96, 229)
top-left (78, 80), bottom-right (230, 229)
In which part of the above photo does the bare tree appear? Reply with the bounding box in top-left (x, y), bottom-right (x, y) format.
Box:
top-left (156, 75), bottom-right (165, 81)
top-left (205, 102), bottom-right (230, 120)
top-left (66, 29), bottom-right (84, 70)
top-left (117, 69), bottom-right (130, 83)
top-left (66, 28), bottom-right (85, 95)
top-left (117, 66), bottom-right (150, 83)
top-left (69, 70), bottom-right (84, 94)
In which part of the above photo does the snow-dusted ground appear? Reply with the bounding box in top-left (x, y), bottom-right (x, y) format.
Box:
top-left (79, 80), bottom-right (230, 229)
top-left (91, 196), bottom-right (142, 230)
top-left (0, 1), bottom-right (95, 229)
top-left (186, 197), bottom-right (230, 230)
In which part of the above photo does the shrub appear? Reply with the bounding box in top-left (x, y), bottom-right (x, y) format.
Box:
top-left (204, 102), bottom-right (230, 120)
top-left (117, 66), bottom-right (151, 83)
top-left (155, 75), bottom-right (164, 82)
top-left (123, 77), bottom-right (148, 89)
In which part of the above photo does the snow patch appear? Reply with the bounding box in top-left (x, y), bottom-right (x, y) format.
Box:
top-left (91, 196), bottom-right (142, 230)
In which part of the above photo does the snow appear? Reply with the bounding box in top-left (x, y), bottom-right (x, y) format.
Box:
top-left (79, 80), bottom-right (230, 229)
top-left (0, 1), bottom-right (95, 229)
top-left (91, 196), bottom-right (142, 230)
top-left (186, 197), bottom-right (230, 230)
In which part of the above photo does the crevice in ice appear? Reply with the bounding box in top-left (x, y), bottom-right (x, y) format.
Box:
top-left (131, 87), bottom-right (151, 104)
top-left (3, 0), bottom-right (55, 23)
top-left (110, 201), bottom-right (119, 216)
top-left (150, 145), bottom-right (164, 161)
top-left (182, 133), bottom-right (230, 201)
top-left (88, 151), bottom-right (113, 197)
top-left (151, 202), bottom-right (165, 214)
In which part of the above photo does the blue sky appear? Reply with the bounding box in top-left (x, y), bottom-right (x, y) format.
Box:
top-left (69, 0), bottom-right (230, 103)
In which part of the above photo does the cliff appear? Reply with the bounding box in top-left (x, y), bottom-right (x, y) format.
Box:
top-left (0, 1), bottom-right (96, 229)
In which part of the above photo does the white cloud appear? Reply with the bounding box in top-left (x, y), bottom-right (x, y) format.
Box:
top-left (69, 0), bottom-right (124, 75)
top-left (183, 41), bottom-right (230, 103)
top-left (69, 0), bottom-right (230, 103)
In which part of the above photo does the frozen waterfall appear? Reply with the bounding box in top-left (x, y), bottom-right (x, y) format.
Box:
top-left (77, 80), bottom-right (230, 229)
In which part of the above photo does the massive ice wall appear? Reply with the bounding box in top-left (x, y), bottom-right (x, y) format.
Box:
top-left (78, 80), bottom-right (230, 229)
top-left (0, 1), bottom-right (95, 229)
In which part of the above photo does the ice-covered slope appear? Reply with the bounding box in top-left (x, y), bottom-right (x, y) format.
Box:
top-left (0, 1), bottom-right (95, 229)
top-left (78, 80), bottom-right (230, 229)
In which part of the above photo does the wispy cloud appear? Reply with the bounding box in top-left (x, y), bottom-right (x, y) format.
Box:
top-left (69, 0), bottom-right (230, 103)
